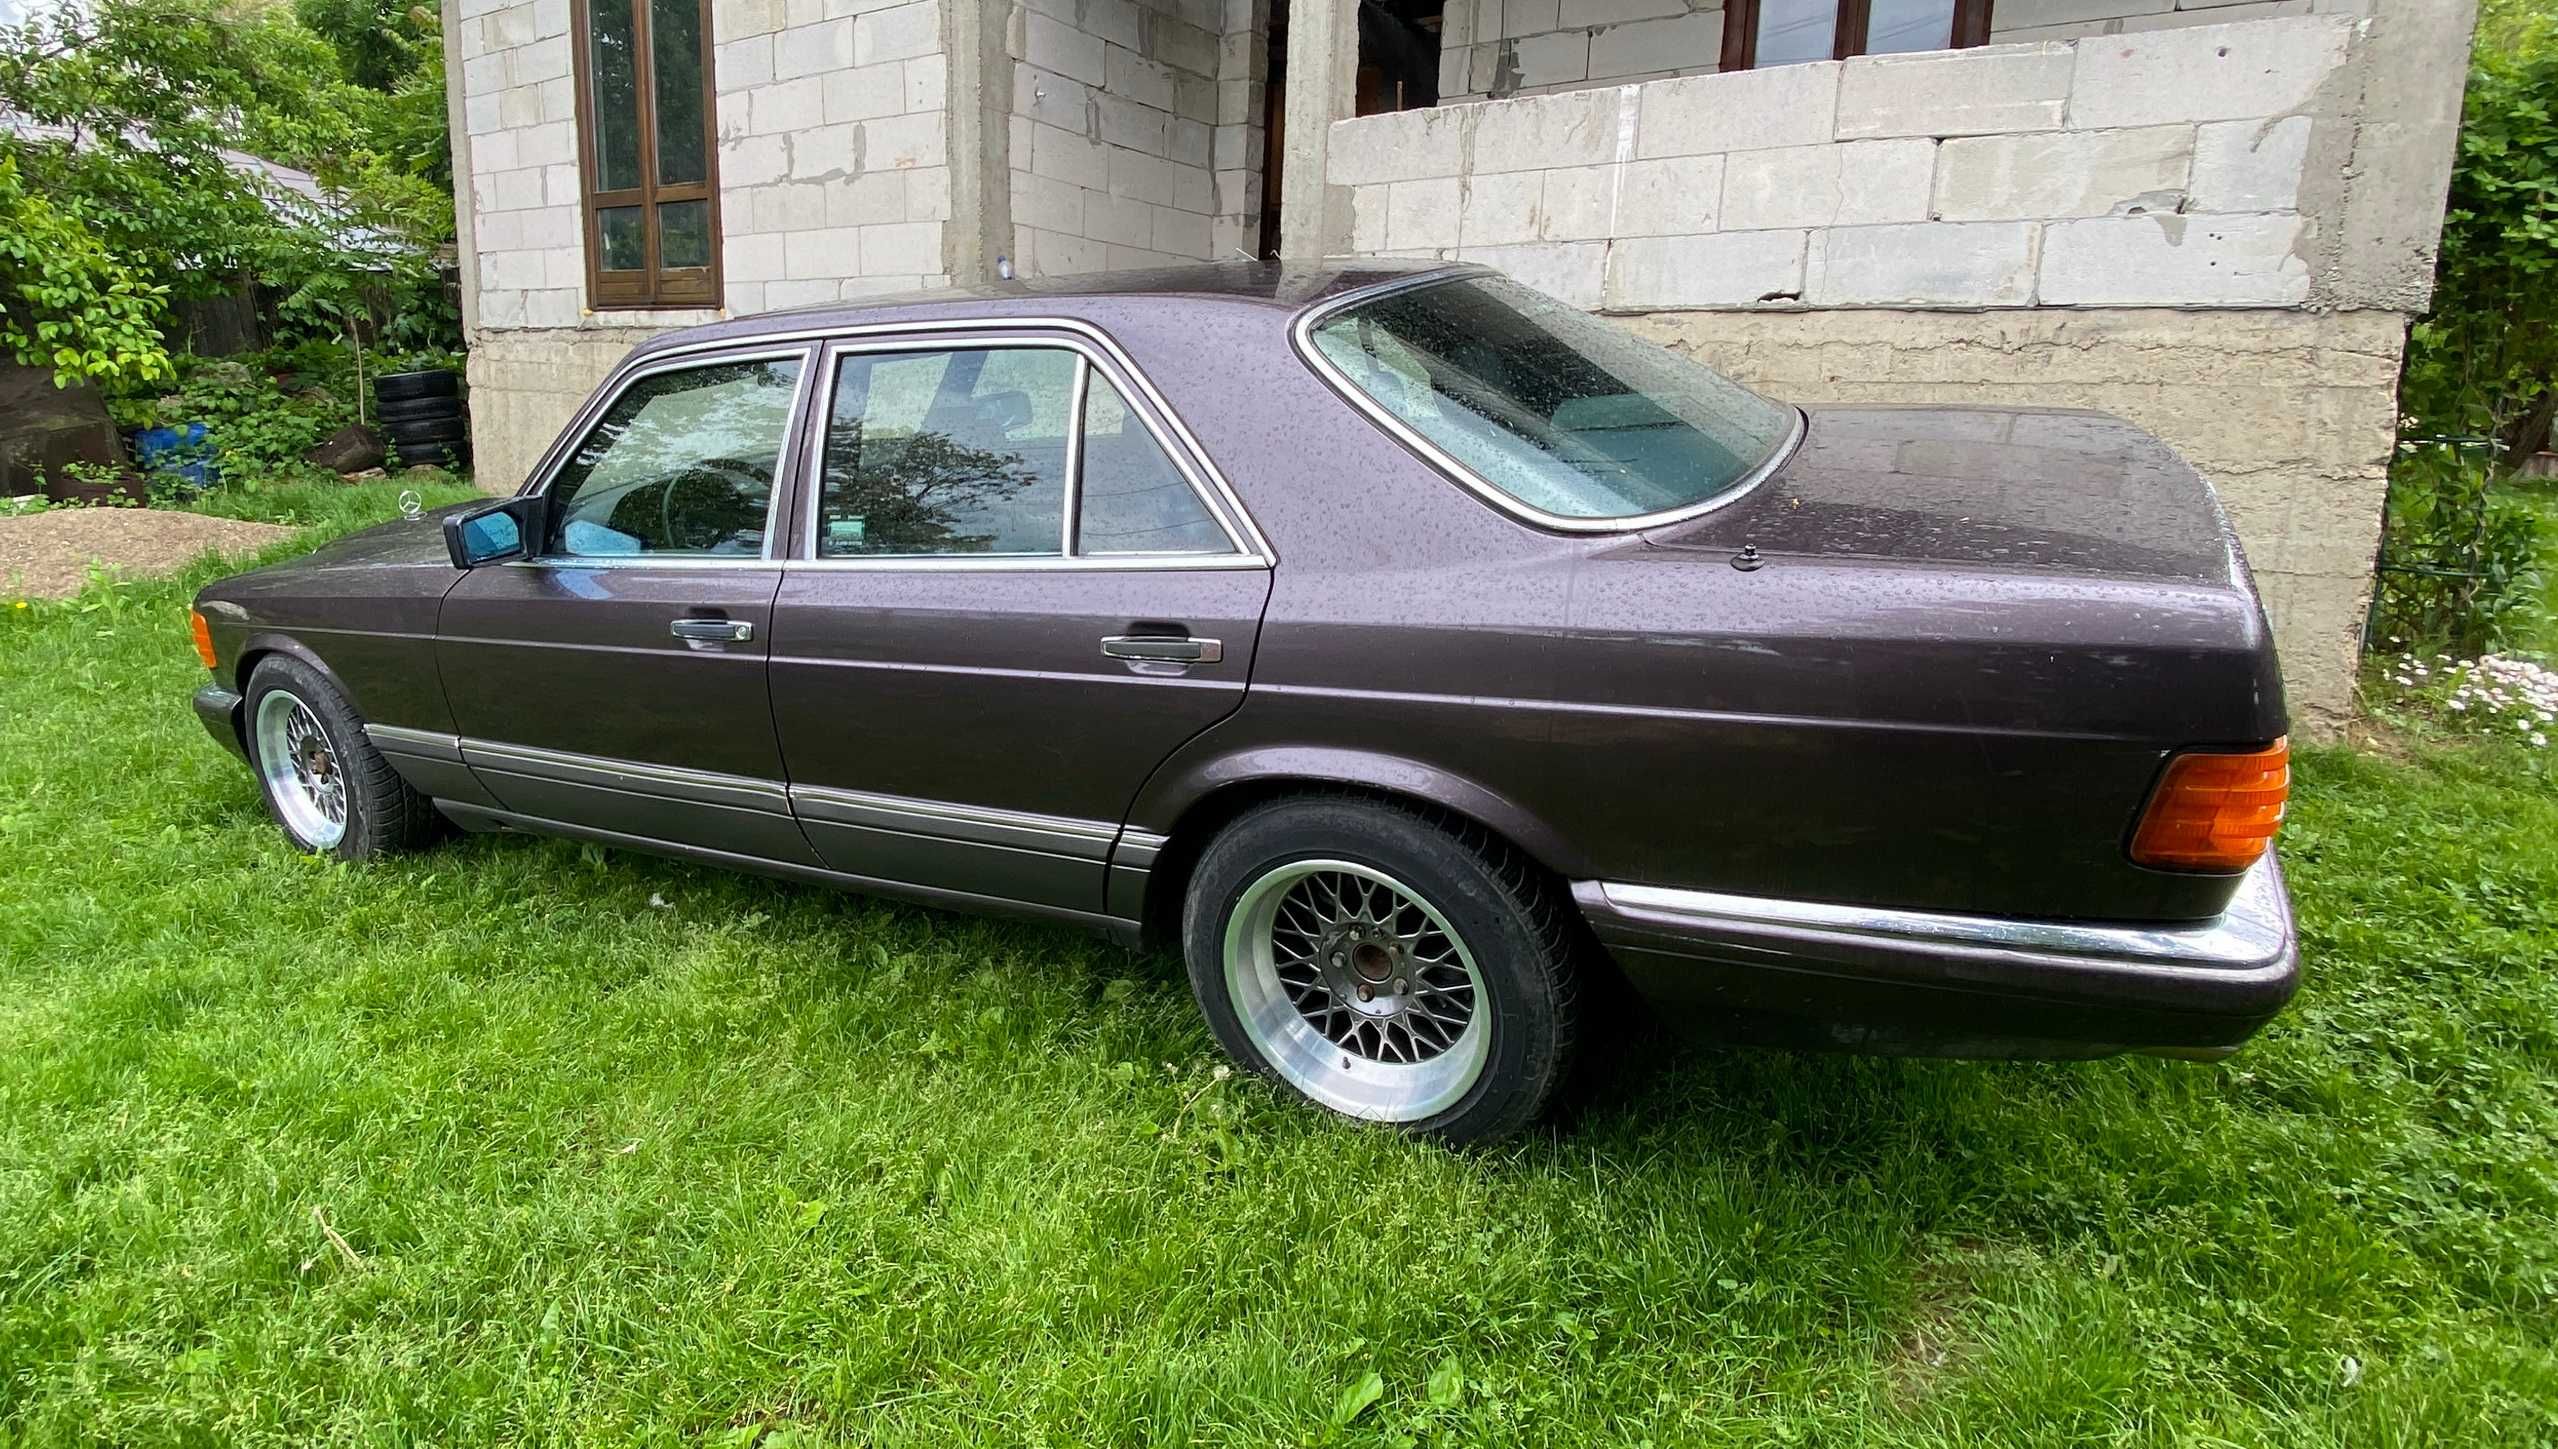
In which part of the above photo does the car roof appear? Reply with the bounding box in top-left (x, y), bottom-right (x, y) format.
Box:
top-left (626, 257), bottom-right (1473, 362)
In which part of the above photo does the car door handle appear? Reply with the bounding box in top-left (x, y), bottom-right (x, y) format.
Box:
top-left (1102, 634), bottom-right (1221, 664)
top-left (670, 618), bottom-right (753, 643)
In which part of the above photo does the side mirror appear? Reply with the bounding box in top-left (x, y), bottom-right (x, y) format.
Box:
top-left (444, 498), bottom-right (540, 569)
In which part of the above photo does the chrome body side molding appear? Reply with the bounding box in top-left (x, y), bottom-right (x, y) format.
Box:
top-left (790, 783), bottom-right (1121, 860)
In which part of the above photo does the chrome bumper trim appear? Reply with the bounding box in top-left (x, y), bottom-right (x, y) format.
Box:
top-left (1599, 856), bottom-right (2292, 973)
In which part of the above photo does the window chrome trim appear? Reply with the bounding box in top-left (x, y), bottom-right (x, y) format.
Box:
top-left (509, 341), bottom-right (821, 568)
top-left (1288, 266), bottom-right (1807, 537)
top-left (792, 329), bottom-right (1264, 568)
top-left (1599, 856), bottom-right (2293, 973)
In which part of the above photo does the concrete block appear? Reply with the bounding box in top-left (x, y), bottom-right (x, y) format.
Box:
top-left (784, 0), bottom-right (821, 26)
top-left (1351, 184), bottom-right (1389, 250)
top-left (1153, 205), bottom-right (1212, 256)
top-left (2068, 16), bottom-right (2352, 127)
top-left (1086, 190), bottom-right (1158, 246)
top-left (823, 169), bottom-right (906, 225)
top-left (543, 163), bottom-right (582, 207)
top-left (1107, 45), bottom-right (1177, 110)
top-left (1214, 167), bottom-right (1260, 215)
top-left (1501, 0), bottom-right (1559, 34)
top-left (1722, 138), bottom-right (1933, 229)
top-left (519, 289), bottom-right (582, 328)
top-left (726, 232), bottom-right (788, 284)
top-left (766, 278), bottom-right (844, 307)
top-left (1932, 125), bottom-right (2193, 221)
top-left (859, 220), bottom-right (940, 272)
top-left (823, 62), bottom-right (905, 122)
top-left (1460, 241), bottom-right (1607, 308)
top-left (1388, 177), bottom-right (1463, 249)
top-left (1587, 11), bottom-right (1722, 83)
top-left (854, 0), bottom-right (938, 64)
top-left (2121, 0), bottom-right (2311, 23)
top-left (1109, 146), bottom-right (1176, 205)
top-left (2189, 115), bottom-right (2310, 211)
top-left (1173, 163), bottom-right (1215, 214)
top-left (1032, 122), bottom-right (1110, 189)
top-left (2040, 213), bottom-right (2311, 304)
top-left (1175, 74), bottom-right (1219, 123)
top-left (1024, 12), bottom-right (1106, 83)
top-left (1806, 220), bottom-right (2037, 305)
top-left (539, 76), bottom-right (577, 123)
top-left (1326, 107), bottom-right (1465, 185)
top-left (723, 132), bottom-right (792, 186)
top-left (1014, 172), bottom-right (1087, 231)
top-left (1457, 169), bottom-right (1545, 246)
top-left (1539, 164), bottom-right (1619, 240)
top-left (1988, 16), bottom-right (2117, 42)
top-left (491, 165), bottom-right (547, 212)
top-left (749, 76), bottom-right (827, 134)
top-left (1605, 229), bottom-right (1808, 308)
top-left (2006, 0), bottom-right (2169, 22)
top-left (864, 110), bottom-right (946, 168)
top-left (1096, 94), bottom-right (1165, 154)
top-left (1168, 116), bottom-right (1212, 167)
top-left (1614, 153), bottom-right (1723, 236)
top-left (726, 280), bottom-right (768, 315)
top-left (773, 19), bottom-right (855, 78)
top-left (1637, 61), bottom-right (1839, 157)
top-left (1083, 0), bottom-right (1143, 51)
top-left (1509, 31), bottom-right (1590, 89)
top-left (499, 84), bottom-right (540, 130)
top-left (1467, 87), bottom-right (1622, 174)
top-left (541, 246), bottom-right (586, 290)
top-left (905, 166), bottom-right (953, 220)
top-left (716, 35), bottom-right (775, 90)
top-left (720, 0), bottom-right (781, 34)
top-left (1015, 64), bottom-right (1093, 130)
top-left (474, 128), bottom-right (520, 174)
top-left (517, 120), bottom-right (577, 168)
top-left (785, 226), bottom-right (862, 278)
top-left (1562, 0), bottom-right (1684, 26)
top-left (1155, 18), bottom-right (1223, 77)
top-left (1836, 42), bottom-right (2070, 138)
top-left (905, 56), bottom-right (945, 111)
top-left (789, 121), bottom-right (859, 178)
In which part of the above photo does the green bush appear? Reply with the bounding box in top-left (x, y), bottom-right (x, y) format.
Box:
top-left (2373, 444), bottom-right (2548, 655)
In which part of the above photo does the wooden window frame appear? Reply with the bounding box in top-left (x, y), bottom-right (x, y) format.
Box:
top-left (570, 0), bottom-right (723, 310)
top-left (1719, 0), bottom-right (1993, 71)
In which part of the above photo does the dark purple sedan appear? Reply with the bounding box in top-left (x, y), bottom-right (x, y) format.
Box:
top-left (187, 261), bottom-right (2296, 1141)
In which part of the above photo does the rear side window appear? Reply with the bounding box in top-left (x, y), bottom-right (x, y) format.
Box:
top-left (817, 346), bottom-right (1078, 557)
top-left (815, 343), bottom-right (1239, 560)
top-left (544, 356), bottom-right (802, 557)
top-left (1306, 274), bottom-right (1796, 524)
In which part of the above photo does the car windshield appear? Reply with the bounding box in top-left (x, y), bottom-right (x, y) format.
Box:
top-left (1306, 274), bottom-right (1798, 523)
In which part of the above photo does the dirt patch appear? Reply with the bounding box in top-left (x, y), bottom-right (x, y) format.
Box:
top-left (0, 509), bottom-right (296, 601)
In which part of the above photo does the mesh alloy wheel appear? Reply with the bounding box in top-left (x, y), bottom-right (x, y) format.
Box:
top-left (1221, 858), bottom-right (1493, 1123)
top-left (251, 687), bottom-right (347, 850)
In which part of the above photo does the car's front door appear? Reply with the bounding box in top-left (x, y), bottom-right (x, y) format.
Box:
top-left (766, 333), bottom-right (1272, 916)
top-left (436, 345), bottom-right (821, 865)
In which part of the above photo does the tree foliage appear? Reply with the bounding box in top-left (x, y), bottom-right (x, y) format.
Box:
top-left (2401, 0), bottom-right (2558, 468)
top-left (0, 0), bottom-right (455, 387)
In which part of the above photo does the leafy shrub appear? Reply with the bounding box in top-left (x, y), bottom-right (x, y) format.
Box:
top-left (2372, 444), bottom-right (2547, 655)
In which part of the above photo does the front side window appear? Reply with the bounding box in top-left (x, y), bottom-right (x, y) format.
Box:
top-left (1722, 0), bottom-right (1992, 69)
top-left (816, 346), bottom-right (1237, 559)
top-left (1307, 275), bottom-right (1797, 525)
top-left (544, 357), bottom-right (801, 558)
top-left (577, 0), bottom-right (720, 307)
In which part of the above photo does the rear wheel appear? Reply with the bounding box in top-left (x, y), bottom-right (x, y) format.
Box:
top-left (244, 657), bottom-right (440, 861)
top-left (1182, 796), bottom-right (1580, 1142)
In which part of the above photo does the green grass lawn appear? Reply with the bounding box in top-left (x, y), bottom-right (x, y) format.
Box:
top-left (4, 486), bottom-right (2555, 1445)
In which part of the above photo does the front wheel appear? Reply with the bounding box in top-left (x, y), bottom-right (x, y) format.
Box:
top-left (1182, 797), bottom-right (1581, 1143)
top-left (244, 656), bottom-right (440, 861)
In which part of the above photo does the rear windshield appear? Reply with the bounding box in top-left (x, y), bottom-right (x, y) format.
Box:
top-left (1306, 274), bottom-right (1797, 523)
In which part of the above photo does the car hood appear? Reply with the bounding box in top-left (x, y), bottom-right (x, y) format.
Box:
top-left (260, 500), bottom-right (479, 576)
top-left (1649, 405), bottom-right (2248, 588)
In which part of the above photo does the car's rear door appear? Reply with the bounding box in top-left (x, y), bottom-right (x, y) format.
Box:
top-left (766, 327), bottom-right (1272, 916)
top-left (435, 343), bottom-right (822, 864)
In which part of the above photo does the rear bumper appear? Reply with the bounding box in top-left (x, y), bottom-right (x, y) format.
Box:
top-left (1574, 857), bottom-right (2298, 1059)
top-left (193, 682), bottom-right (249, 762)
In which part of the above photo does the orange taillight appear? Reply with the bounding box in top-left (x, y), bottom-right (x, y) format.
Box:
top-left (188, 609), bottom-right (217, 670)
top-left (2130, 738), bottom-right (2289, 872)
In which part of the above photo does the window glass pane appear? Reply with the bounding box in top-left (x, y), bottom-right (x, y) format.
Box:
top-left (546, 358), bottom-right (801, 557)
top-left (659, 199), bottom-right (711, 269)
top-left (650, 0), bottom-right (707, 186)
top-left (1077, 376), bottom-right (1228, 555)
top-left (1864, 0), bottom-right (1954, 53)
top-left (818, 348), bottom-right (1078, 557)
top-left (598, 205), bottom-right (645, 270)
top-left (1752, 0), bottom-right (1837, 66)
top-left (1310, 276), bottom-right (1796, 522)
top-left (587, 0), bottom-right (642, 191)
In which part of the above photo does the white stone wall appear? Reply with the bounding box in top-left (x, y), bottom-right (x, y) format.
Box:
top-left (1342, 18), bottom-right (2355, 312)
top-left (1435, 0), bottom-right (2368, 103)
top-left (454, 0), bottom-right (954, 329)
top-left (1004, 0), bottom-right (1227, 275)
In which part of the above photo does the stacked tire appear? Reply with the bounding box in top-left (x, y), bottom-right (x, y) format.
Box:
top-left (375, 369), bottom-right (470, 472)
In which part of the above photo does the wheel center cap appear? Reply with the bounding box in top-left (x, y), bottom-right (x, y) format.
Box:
top-left (1350, 940), bottom-right (1395, 984)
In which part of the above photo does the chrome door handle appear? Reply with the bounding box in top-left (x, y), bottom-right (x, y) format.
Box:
top-left (1102, 635), bottom-right (1221, 664)
top-left (670, 618), bottom-right (753, 643)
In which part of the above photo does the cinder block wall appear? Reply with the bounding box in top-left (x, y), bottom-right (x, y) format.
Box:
top-left (1332, 10), bottom-right (2471, 730)
top-left (1438, 0), bottom-right (2373, 101)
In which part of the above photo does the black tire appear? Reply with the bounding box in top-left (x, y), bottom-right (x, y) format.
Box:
top-left (385, 417), bottom-right (469, 445)
top-left (376, 396), bottom-right (464, 425)
top-left (390, 441), bottom-right (471, 470)
top-left (375, 369), bottom-right (460, 402)
top-left (242, 656), bottom-right (441, 862)
top-left (1181, 795), bottom-right (1581, 1144)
